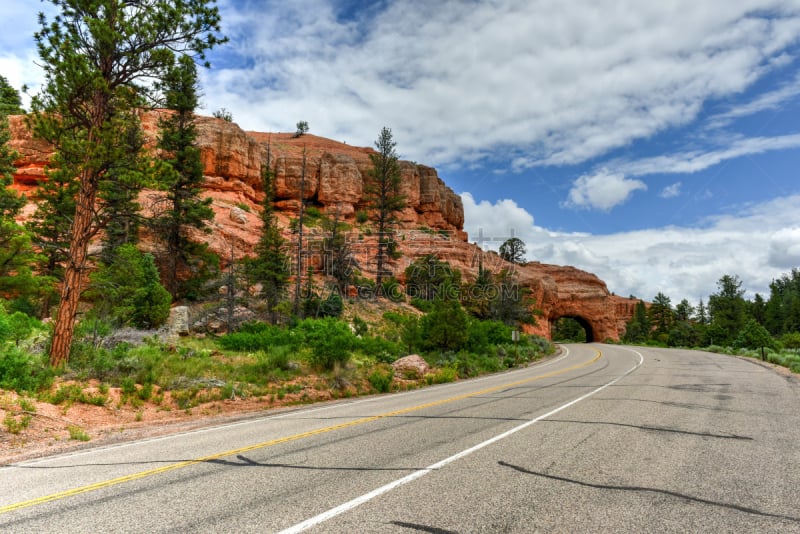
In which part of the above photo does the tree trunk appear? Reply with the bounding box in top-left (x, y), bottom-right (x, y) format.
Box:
top-left (49, 175), bottom-right (97, 367)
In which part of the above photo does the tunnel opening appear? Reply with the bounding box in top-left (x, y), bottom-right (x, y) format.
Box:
top-left (551, 316), bottom-right (595, 343)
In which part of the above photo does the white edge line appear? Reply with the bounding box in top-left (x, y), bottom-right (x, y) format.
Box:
top-left (279, 347), bottom-right (643, 534)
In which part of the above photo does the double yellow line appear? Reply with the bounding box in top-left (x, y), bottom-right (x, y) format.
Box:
top-left (0, 350), bottom-right (601, 515)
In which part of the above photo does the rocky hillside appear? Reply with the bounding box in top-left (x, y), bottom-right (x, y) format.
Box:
top-left (7, 112), bottom-right (635, 341)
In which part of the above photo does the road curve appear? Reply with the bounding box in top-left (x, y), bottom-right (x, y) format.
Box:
top-left (1, 345), bottom-right (798, 532)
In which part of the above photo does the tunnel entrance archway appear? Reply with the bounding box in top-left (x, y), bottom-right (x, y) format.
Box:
top-left (551, 316), bottom-right (595, 343)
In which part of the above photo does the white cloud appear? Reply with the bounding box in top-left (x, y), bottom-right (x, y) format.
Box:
top-left (4, 1), bottom-right (800, 168)
top-left (710, 72), bottom-right (800, 128)
top-left (563, 170), bottom-right (647, 211)
top-left (660, 182), bottom-right (682, 199)
top-left (768, 227), bottom-right (800, 268)
top-left (198, 0), bottom-right (800, 166)
top-left (463, 192), bottom-right (800, 303)
top-left (614, 133), bottom-right (800, 177)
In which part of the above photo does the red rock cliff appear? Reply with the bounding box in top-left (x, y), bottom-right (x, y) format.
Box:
top-left (7, 112), bottom-right (634, 340)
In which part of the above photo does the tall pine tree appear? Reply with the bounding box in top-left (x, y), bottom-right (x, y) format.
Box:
top-left (30, 0), bottom-right (224, 366)
top-left (152, 55), bottom-right (218, 300)
top-left (365, 127), bottom-right (405, 290)
top-left (245, 157), bottom-right (289, 324)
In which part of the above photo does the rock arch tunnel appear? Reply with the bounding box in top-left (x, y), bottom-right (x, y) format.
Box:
top-left (549, 315), bottom-right (596, 343)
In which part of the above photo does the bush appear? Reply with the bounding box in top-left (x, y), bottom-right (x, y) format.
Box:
top-left (0, 347), bottom-right (53, 393)
top-left (218, 323), bottom-right (297, 352)
top-left (356, 336), bottom-right (401, 361)
top-left (368, 366), bottom-right (394, 393)
top-left (87, 245), bottom-right (171, 329)
top-left (296, 317), bottom-right (355, 370)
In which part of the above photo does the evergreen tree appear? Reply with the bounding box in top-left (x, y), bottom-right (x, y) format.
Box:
top-left (0, 95), bottom-right (41, 308)
top-left (322, 208), bottom-right (354, 296)
top-left (499, 237), bottom-right (527, 264)
top-left (708, 274), bottom-right (747, 346)
top-left (30, 0), bottom-right (224, 366)
top-left (648, 292), bottom-right (674, 336)
top-left (25, 165), bottom-right (76, 316)
top-left (86, 244), bottom-right (171, 329)
top-left (99, 112), bottom-right (148, 263)
top-left (153, 55), bottom-right (218, 299)
top-left (365, 127), bottom-right (405, 289)
top-left (245, 161), bottom-right (289, 324)
top-left (675, 299), bottom-right (694, 322)
top-left (0, 75), bottom-right (24, 116)
top-left (624, 300), bottom-right (650, 343)
top-left (422, 298), bottom-right (469, 351)
top-left (405, 255), bottom-right (460, 301)
top-left (488, 268), bottom-right (536, 326)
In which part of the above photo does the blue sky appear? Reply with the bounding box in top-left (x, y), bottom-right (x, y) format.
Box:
top-left (3, 0), bottom-right (800, 305)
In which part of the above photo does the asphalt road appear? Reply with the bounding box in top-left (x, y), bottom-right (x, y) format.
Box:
top-left (1, 344), bottom-right (799, 533)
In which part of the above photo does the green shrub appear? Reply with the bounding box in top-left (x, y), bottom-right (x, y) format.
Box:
top-left (0, 348), bottom-right (53, 393)
top-left (219, 323), bottom-right (298, 352)
top-left (297, 317), bottom-right (355, 370)
top-left (86, 245), bottom-right (171, 329)
top-left (368, 367), bottom-right (394, 393)
top-left (3, 413), bottom-right (32, 434)
top-left (355, 210), bottom-right (369, 224)
top-left (357, 336), bottom-right (401, 362)
top-left (67, 425), bottom-right (90, 441)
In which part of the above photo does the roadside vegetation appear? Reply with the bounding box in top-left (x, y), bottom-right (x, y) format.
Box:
top-left (555, 271), bottom-right (800, 373)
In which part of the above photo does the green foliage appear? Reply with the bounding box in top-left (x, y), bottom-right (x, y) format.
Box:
top-left (296, 317), bottom-right (356, 370)
top-left (368, 365), bottom-right (394, 393)
top-left (365, 126), bottom-right (406, 287)
top-left (404, 255), bottom-right (461, 301)
top-left (4, 413), bottom-right (32, 435)
top-left (0, 75), bottom-right (24, 115)
top-left (152, 55), bottom-right (219, 299)
top-left (422, 298), bottom-right (469, 352)
top-left (244, 163), bottom-right (289, 323)
top-left (734, 319), bottom-right (774, 360)
top-left (67, 425), bottom-right (90, 442)
top-left (294, 120), bottom-right (309, 137)
top-left (319, 293), bottom-right (344, 318)
top-left (499, 237), bottom-right (527, 264)
top-left (355, 210), bottom-right (369, 224)
top-left (466, 319), bottom-right (513, 353)
top-left (0, 347), bottom-right (54, 393)
top-left (624, 300), bottom-right (650, 343)
top-left (87, 245), bottom-right (171, 329)
top-left (708, 274), bottom-right (747, 346)
top-left (648, 292), bottom-right (674, 335)
top-left (551, 317), bottom-right (587, 343)
top-left (213, 108), bottom-right (233, 122)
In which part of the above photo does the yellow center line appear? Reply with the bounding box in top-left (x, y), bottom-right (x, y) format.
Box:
top-left (0, 350), bottom-right (602, 515)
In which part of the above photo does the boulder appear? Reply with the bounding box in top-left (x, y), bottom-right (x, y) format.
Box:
top-left (392, 354), bottom-right (431, 379)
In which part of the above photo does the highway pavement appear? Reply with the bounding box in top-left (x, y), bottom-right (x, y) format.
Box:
top-left (1, 344), bottom-right (798, 532)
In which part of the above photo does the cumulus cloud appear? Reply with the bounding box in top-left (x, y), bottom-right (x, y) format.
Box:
top-left (768, 227), bottom-right (800, 269)
top-left (196, 0), bottom-right (800, 167)
top-left (463, 192), bottom-right (800, 303)
top-left (563, 170), bottom-right (647, 211)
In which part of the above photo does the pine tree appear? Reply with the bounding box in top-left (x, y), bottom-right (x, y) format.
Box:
top-left (322, 208), bottom-right (354, 296)
top-left (152, 55), bottom-right (218, 300)
top-left (245, 160), bottom-right (289, 324)
top-left (30, 0), bottom-right (224, 366)
top-left (365, 127), bottom-right (405, 289)
top-left (0, 75), bottom-right (24, 116)
top-left (499, 237), bottom-right (527, 264)
top-left (99, 112), bottom-right (148, 263)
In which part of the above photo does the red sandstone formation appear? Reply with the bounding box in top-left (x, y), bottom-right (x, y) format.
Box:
top-left (7, 112), bottom-right (635, 340)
